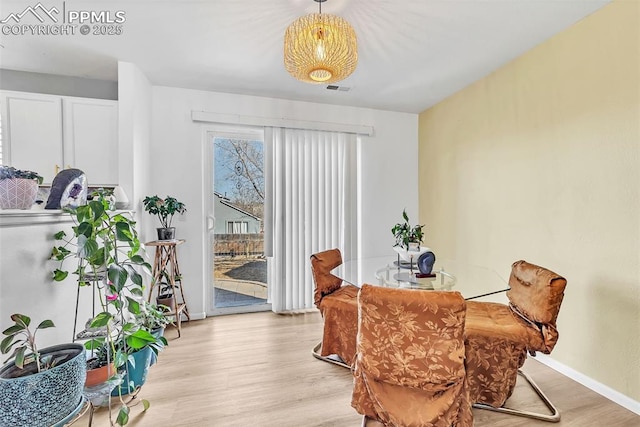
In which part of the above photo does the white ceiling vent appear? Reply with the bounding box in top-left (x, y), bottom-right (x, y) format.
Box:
top-left (326, 85), bottom-right (351, 92)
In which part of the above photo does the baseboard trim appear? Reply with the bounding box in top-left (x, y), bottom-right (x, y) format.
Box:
top-left (186, 311), bottom-right (207, 321)
top-left (535, 353), bottom-right (640, 415)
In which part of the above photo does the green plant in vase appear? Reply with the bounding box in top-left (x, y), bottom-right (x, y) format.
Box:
top-left (0, 165), bottom-right (44, 183)
top-left (0, 165), bottom-right (44, 210)
top-left (391, 209), bottom-right (424, 251)
top-left (136, 301), bottom-right (171, 332)
top-left (142, 195), bottom-right (186, 240)
top-left (50, 190), bottom-right (166, 425)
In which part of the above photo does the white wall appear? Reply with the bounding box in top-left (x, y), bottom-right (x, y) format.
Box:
top-left (0, 216), bottom-right (96, 349)
top-left (0, 69), bottom-right (117, 100)
top-left (149, 86), bottom-right (418, 318)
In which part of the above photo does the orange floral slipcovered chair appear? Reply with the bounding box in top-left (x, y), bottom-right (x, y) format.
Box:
top-left (310, 248), bottom-right (359, 367)
top-left (464, 260), bottom-right (567, 422)
top-left (352, 285), bottom-right (473, 427)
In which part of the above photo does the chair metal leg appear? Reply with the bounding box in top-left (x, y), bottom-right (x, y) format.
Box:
top-left (473, 369), bottom-right (561, 422)
top-left (362, 415), bottom-right (385, 426)
top-left (311, 341), bottom-right (351, 369)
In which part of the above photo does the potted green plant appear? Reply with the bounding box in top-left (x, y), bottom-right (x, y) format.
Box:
top-left (391, 209), bottom-right (424, 251)
top-left (0, 314), bottom-right (86, 427)
top-left (134, 301), bottom-right (170, 367)
top-left (79, 315), bottom-right (167, 404)
top-left (137, 301), bottom-right (170, 335)
top-left (142, 195), bottom-right (186, 240)
top-left (81, 305), bottom-right (167, 400)
top-left (50, 190), bottom-right (166, 425)
top-left (109, 322), bottom-right (166, 398)
top-left (0, 165), bottom-right (43, 210)
top-left (391, 210), bottom-right (435, 272)
top-left (155, 278), bottom-right (176, 311)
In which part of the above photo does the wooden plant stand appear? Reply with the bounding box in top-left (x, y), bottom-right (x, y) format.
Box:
top-left (146, 239), bottom-right (190, 337)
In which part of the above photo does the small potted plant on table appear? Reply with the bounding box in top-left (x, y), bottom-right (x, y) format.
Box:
top-left (0, 165), bottom-right (43, 209)
top-left (142, 195), bottom-right (187, 240)
top-left (392, 209), bottom-right (424, 252)
top-left (391, 209), bottom-right (435, 274)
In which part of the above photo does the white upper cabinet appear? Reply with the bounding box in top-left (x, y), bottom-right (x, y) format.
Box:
top-left (1, 92), bottom-right (64, 183)
top-left (1, 91), bottom-right (118, 185)
top-left (63, 97), bottom-right (118, 186)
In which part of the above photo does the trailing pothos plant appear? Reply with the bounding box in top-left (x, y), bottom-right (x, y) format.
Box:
top-left (50, 190), bottom-right (166, 425)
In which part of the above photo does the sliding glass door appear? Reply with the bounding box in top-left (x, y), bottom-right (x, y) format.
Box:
top-left (208, 131), bottom-right (270, 315)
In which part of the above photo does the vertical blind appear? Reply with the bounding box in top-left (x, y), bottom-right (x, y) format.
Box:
top-left (265, 128), bottom-right (358, 312)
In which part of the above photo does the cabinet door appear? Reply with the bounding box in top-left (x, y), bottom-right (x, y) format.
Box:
top-left (1, 91), bottom-right (63, 183)
top-left (63, 98), bottom-right (118, 186)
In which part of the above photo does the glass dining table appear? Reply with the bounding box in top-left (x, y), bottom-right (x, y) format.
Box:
top-left (331, 256), bottom-right (509, 300)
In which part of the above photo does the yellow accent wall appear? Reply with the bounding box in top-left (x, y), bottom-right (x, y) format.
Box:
top-left (419, 0), bottom-right (639, 401)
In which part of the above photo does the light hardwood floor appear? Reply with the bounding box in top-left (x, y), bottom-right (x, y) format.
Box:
top-left (78, 312), bottom-right (639, 427)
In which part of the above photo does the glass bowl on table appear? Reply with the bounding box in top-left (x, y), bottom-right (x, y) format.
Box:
top-left (376, 262), bottom-right (456, 290)
top-left (392, 245), bottom-right (432, 272)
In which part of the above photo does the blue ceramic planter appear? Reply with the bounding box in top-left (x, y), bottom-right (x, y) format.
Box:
top-left (0, 343), bottom-right (86, 427)
top-left (149, 327), bottom-right (165, 367)
top-left (111, 346), bottom-right (153, 396)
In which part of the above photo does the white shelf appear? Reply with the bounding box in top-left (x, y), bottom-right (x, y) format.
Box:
top-left (0, 209), bottom-right (134, 227)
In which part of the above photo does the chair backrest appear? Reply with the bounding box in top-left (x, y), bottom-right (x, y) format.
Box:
top-left (507, 260), bottom-right (567, 353)
top-left (358, 285), bottom-right (467, 387)
top-left (353, 285), bottom-right (472, 426)
top-left (310, 248), bottom-right (343, 308)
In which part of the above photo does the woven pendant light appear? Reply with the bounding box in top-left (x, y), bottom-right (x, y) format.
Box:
top-left (284, 0), bottom-right (357, 84)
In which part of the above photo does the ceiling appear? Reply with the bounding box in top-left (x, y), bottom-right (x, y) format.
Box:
top-left (0, 0), bottom-right (611, 113)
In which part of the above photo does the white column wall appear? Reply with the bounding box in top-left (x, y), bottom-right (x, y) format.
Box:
top-left (117, 61), bottom-right (153, 217)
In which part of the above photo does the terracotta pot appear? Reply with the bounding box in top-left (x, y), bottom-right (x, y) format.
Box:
top-left (0, 178), bottom-right (38, 210)
top-left (85, 361), bottom-right (116, 388)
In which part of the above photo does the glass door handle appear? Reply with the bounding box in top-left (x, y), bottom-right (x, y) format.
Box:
top-left (207, 216), bottom-right (215, 231)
